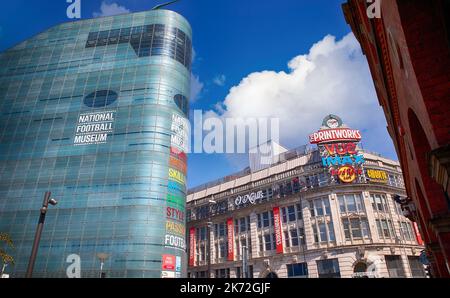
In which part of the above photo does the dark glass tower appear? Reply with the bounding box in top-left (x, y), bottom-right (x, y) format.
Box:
top-left (0, 9), bottom-right (191, 277)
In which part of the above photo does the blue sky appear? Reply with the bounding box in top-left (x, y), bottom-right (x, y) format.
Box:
top-left (0, 0), bottom-right (397, 188)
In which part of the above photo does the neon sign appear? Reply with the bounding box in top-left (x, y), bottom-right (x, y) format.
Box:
top-left (310, 115), bottom-right (365, 184)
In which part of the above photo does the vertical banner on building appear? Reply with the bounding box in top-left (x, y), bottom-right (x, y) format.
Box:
top-left (273, 207), bottom-right (284, 254)
top-left (227, 218), bottom-right (234, 261)
top-left (412, 222), bottom-right (424, 245)
top-left (189, 227), bottom-right (196, 266)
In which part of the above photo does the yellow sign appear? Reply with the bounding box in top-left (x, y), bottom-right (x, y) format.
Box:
top-left (338, 166), bottom-right (357, 183)
top-left (366, 169), bottom-right (388, 183)
top-left (169, 168), bottom-right (186, 185)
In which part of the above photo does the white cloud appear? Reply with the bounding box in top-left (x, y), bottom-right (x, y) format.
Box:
top-left (213, 74), bottom-right (226, 86)
top-left (190, 73), bottom-right (204, 102)
top-left (209, 33), bottom-right (396, 159)
top-left (93, 1), bottom-right (130, 17)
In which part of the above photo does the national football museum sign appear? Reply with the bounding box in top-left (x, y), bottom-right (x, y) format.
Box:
top-left (310, 115), bottom-right (365, 183)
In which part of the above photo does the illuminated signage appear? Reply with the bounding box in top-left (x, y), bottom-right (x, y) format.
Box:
top-left (310, 115), bottom-right (365, 184)
top-left (189, 227), bottom-right (196, 266)
top-left (273, 207), bottom-right (283, 254)
top-left (227, 218), bottom-right (234, 261)
top-left (309, 128), bottom-right (362, 144)
top-left (234, 191), bottom-right (263, 206)
top-left (366, 169), bottom-right (388, 183)
top-left (337, 166), bottom-right (357, 183)
top-left (74, 110), bottom-right (116, 145)
top-left (322, 154), bottom-right (365, 166)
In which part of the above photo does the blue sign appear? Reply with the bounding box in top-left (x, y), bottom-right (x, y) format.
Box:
top-left (322, 154), bottom-right (365, 167)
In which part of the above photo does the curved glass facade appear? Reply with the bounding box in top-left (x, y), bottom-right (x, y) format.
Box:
top-left (0, 10), bottom-right (191, 278)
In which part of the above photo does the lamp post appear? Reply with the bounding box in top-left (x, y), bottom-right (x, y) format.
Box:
top-left (26, 191), bottom-right (58, 278)
top-left (97, 253), bottom-right (109, 278)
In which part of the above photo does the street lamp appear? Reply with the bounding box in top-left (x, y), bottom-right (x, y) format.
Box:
top-left (97, 253), bottom-right (109, 278)
top-left (26, 191), bottom-right (58, 278)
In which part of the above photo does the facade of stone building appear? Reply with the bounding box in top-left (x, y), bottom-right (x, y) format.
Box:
top-left (342, 0), bottom-right (450, 277)
top-left (186, 148), bottom-right (426, 278)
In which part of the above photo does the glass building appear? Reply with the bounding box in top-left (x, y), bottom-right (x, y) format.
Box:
top-left (0, 9), bottom-right (191, 278)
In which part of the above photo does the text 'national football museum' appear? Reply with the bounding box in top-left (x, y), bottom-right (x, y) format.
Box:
top-left (0, 9), bottom-right (192, 277)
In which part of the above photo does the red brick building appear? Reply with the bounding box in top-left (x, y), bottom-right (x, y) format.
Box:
top-left (342, 0), bottom-right (450, 277)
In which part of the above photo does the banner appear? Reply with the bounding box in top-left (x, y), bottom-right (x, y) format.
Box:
top-left (189, 227), bottom-right (196, 266)
top-left (227, 218), bottom-right (234, 261)
top-left (412, 222), bottom-right (424, 245)
top-left (273, 207), bottom-right (283, 254)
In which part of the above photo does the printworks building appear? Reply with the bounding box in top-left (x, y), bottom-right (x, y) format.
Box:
top-left (186, 116), bottom-right (427, 278)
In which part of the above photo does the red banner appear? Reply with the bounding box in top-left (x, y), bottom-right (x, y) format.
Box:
top-left (412, 222), bottom-right (424, 245)
top-left (227, 218), bottom-right (234, 261)
top-left (273, 207), bottom-right (284, 254)
top-left (189, 227), bottom-right (196, 266)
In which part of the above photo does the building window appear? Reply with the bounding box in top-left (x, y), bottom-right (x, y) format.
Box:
top-left (313, 221), bottom-right (335, 243)
top-left (290, 228), bottom-right (299, 246)
top-left (219, 241), bottom-right (227, 258)
top-left (376, 219), bottom-right (395, 239)
top-left (236, 267), bottom-right (241, 278)
top-left (215, 222), bottom-right (227, 238)
top-left (284, 231), bottom-right (290, 248)
top-left (408, 256), bottom-right (426, 278)
top-left (262, 212), bottom-right (270, 228)
top-left (393, 200), bottom-right (403, 216)
top-left (296, 203), bottom-right (303, 220)
top-left (338, 194), bottom-right (364, 213)
top-left (310, 198), bottom-right (331, 217)
top-left (370, 194), bottom-right (389, 213)
top-left (240, 217), bottom-right (247, 233)
top-left (317, 258), bottom-right (341, 278)
top-left (248, 265), bottom-right (254, 278)
top-left (299, 228), bottom-right (305, 245)
top-left (287, 205), bottom-right (296, 222)
top-left (215, 268), bottom-right (230, 278)
top-left (385, 255), bottom-right (406, 277)
top-left (342, 218), bottom-right (370, 240)
top-left (264, 234), bottom-right (272, 251)
top-left (286, 263), bottom-right (308, 278)
top-left (282, 207), bottom-right (287, 223)
top-left (400, 222), bottom-right (413, 241)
